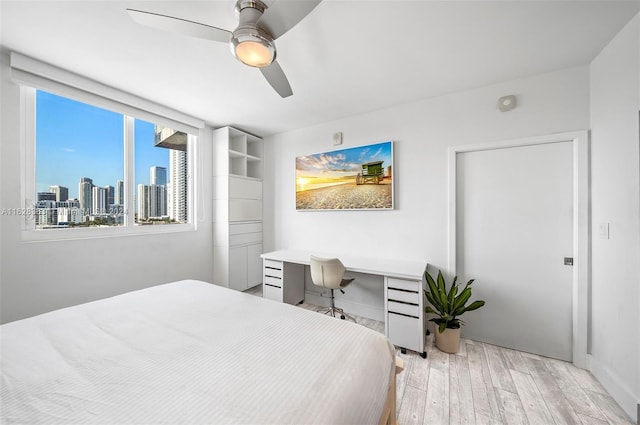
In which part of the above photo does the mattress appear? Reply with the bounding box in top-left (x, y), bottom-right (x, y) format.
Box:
top-left (1, 280), bottom-right (396, 424)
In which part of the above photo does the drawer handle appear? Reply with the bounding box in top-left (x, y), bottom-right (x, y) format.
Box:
top-left (389, 287), bottom-right (418, 294)
top-left (265, 275), bottom-right (281, 280)
top-left (389, 311), bottom-right (419, 320)
top-left (264, 283), bottom-right (281, 289)
top-left (265, 266), bottom-right (282, 271)
top-left (387, 299), bottom-right (418, 307)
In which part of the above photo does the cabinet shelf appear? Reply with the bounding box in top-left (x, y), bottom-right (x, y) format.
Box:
top-left (229, 173), bottom-right (262, 181)
top-left (229, 149), bottom-right (245, 158)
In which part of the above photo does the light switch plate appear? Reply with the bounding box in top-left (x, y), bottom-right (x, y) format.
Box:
top-left (598, 223), bottom-right (610, 239)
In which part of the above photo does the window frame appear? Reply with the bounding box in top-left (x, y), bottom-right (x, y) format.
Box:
top-left (19, 86), bottom-right (199, 242)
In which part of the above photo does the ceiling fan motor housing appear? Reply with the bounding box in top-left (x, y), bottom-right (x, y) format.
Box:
top-left (235, 0), bottom-right (267, 19)
top-left (230, 0), bottom-right (276, 67)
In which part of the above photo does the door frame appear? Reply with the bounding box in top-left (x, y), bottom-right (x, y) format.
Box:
top-left (447, 131), bottom-right (590, 368)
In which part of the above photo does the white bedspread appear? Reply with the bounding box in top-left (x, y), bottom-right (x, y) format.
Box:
top-left (1, 280), bottom-right (395, 424)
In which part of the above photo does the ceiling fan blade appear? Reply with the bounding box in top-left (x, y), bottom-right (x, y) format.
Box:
top-left (127, 9), bottom-right (231, 43)
top-left (260, 61), bottom-right (293, 98)
top-left (257, 0), bottom-right (322, 39)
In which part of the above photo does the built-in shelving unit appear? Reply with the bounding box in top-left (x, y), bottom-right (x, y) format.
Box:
top-left (228, 131), bottom-right (262, 179)
top-left (213, 126), bottom-right (263, 292)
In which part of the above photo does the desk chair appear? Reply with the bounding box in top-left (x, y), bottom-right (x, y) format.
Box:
top-left (309, 255), bottom-right (356, 322)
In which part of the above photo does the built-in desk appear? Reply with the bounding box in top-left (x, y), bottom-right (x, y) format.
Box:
top-left (260, 249), bottom-right (428, 357)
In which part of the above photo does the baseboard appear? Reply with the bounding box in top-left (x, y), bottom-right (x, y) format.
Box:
top-left (304, 290), bottom-right (385, 322)
top-left (589, 355), bottom-right (639, 423)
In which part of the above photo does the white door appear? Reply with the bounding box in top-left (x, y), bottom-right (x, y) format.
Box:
top-left (456, 141), bottom-right (573, 361)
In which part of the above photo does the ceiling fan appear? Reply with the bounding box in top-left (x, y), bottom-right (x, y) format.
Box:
top-left (127, 0), bottom-right (322, 98)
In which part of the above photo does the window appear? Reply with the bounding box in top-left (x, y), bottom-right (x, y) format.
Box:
top-left (23, 87), bottom-right (196, 238)
top-left (35, 90), bottom-right (124, 229)
top-left (133, 118), bottom-right (189, 226)
top-left (11, 52), bottom-right (203, 240)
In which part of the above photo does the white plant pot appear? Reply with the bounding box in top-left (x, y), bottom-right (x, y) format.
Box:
top-left (435, 327), bottom-right (461, 354)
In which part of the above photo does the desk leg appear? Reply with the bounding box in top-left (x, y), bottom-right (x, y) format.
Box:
top-left (282, 262), bottom-right (305, 305)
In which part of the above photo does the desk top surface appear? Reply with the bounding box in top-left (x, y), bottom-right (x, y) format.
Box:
top-left (261, 249), bottom-right (427, 281)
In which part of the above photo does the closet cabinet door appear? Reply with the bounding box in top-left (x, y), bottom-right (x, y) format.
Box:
top-left (229, 246), bottom-right (248, 291)
top-left (247, 243), bottom-right (263, 288)
top-left (229, 199), bottom-right (262, 222)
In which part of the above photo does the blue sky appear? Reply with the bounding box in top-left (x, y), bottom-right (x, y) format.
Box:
top-left (296, 141), bottom-right (392, 178)
top-left (36, 90), bottom-right (171, 199)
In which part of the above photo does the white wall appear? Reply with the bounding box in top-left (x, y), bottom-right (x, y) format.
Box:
top-left (589, 14), bottom-right (640, 422)
top-left (0, 53), bottom-right (214, 324)
top-left (263, 66), bottom-right (590, 270)
top-left (263, 64), bottom-right (591, 346)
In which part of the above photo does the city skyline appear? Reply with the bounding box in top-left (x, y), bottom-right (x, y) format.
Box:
top-left (35, 162), bottom-right (182, 228)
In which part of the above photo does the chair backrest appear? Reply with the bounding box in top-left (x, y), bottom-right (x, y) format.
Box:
top-left (309, 256), bottom-right (346, 290)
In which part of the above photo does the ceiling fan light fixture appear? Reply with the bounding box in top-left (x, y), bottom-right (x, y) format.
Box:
top-left (231, 26), bottom-right (275, 68)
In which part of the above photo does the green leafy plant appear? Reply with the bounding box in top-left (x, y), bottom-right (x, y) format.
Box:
top-left (424, 270), bottom-right (485, 333)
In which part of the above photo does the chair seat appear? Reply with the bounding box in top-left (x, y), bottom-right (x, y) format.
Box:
top-left (310, 256), bottom-right (356, 323)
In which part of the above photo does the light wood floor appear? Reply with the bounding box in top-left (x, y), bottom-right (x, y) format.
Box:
top-left (246, 286), bottom-right (634, 425)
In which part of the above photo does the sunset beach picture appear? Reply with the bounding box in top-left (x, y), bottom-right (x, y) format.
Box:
top-left (296, 141), bottom-right (393, 210)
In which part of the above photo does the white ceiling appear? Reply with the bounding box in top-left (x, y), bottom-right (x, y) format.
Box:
top-left (2, 1), bottom-right (639, 136)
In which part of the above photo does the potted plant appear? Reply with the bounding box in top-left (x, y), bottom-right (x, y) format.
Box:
top-left (424, 269), bottom-right (485, 353)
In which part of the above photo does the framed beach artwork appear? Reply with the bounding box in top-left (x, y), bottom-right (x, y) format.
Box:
top-left (296, 141), bottom-right (394, 211)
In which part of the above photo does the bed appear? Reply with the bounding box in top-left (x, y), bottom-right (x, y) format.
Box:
top-left (1, 280), bottom-right (400, 424)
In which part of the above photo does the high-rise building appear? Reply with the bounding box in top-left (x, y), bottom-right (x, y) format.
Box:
top-left (149, 185), bottom-right (167, 218)
top-left (78, 177), bottom-right (93, 215)
top-left (37, 192), bottom-right (56, 202)
top-left (49, 185), bottom-right (68, 202)
top-left (149, 166), bottom-right (167, 217)
top-left (137, 184), bottom-right (150, 221)
top-left (57, 206), bottom-right (83, 225)
top-left (169, 150), bottom-right (188, 223)
top-left (137, 184), bottom-right (167, 220)
top-left (104, 185), bottom-right (114, 210)
top-left (150, 166), bottom-right (167, 186)
top-left (35, 200), bottom-right (57, 227)
top-left (115, 180), bottom-right (124, 205)
top-left (92, 186), bottom-right (107, 216)
top-left (63, 199), bottom-right (81, 208)
top-left (113, 180), bottom-right (125, 224)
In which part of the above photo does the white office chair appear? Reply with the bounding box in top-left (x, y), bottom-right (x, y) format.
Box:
top-left (309, 255), bottom-right (356, 322)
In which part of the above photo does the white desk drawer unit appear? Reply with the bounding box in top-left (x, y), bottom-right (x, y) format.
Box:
top-left (262, 259), bottom-right (304, 305)
top-left (263, 260), bottom-right (284, 302)
top-left (385, 277), bottom-right (426, 358)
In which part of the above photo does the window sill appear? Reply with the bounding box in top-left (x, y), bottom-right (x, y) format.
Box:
top-left (21, 223), bottom-right (195, 243)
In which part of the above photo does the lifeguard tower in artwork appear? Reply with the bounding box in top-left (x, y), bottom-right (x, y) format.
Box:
top-left (356, 160), bottom-right (384, 185)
